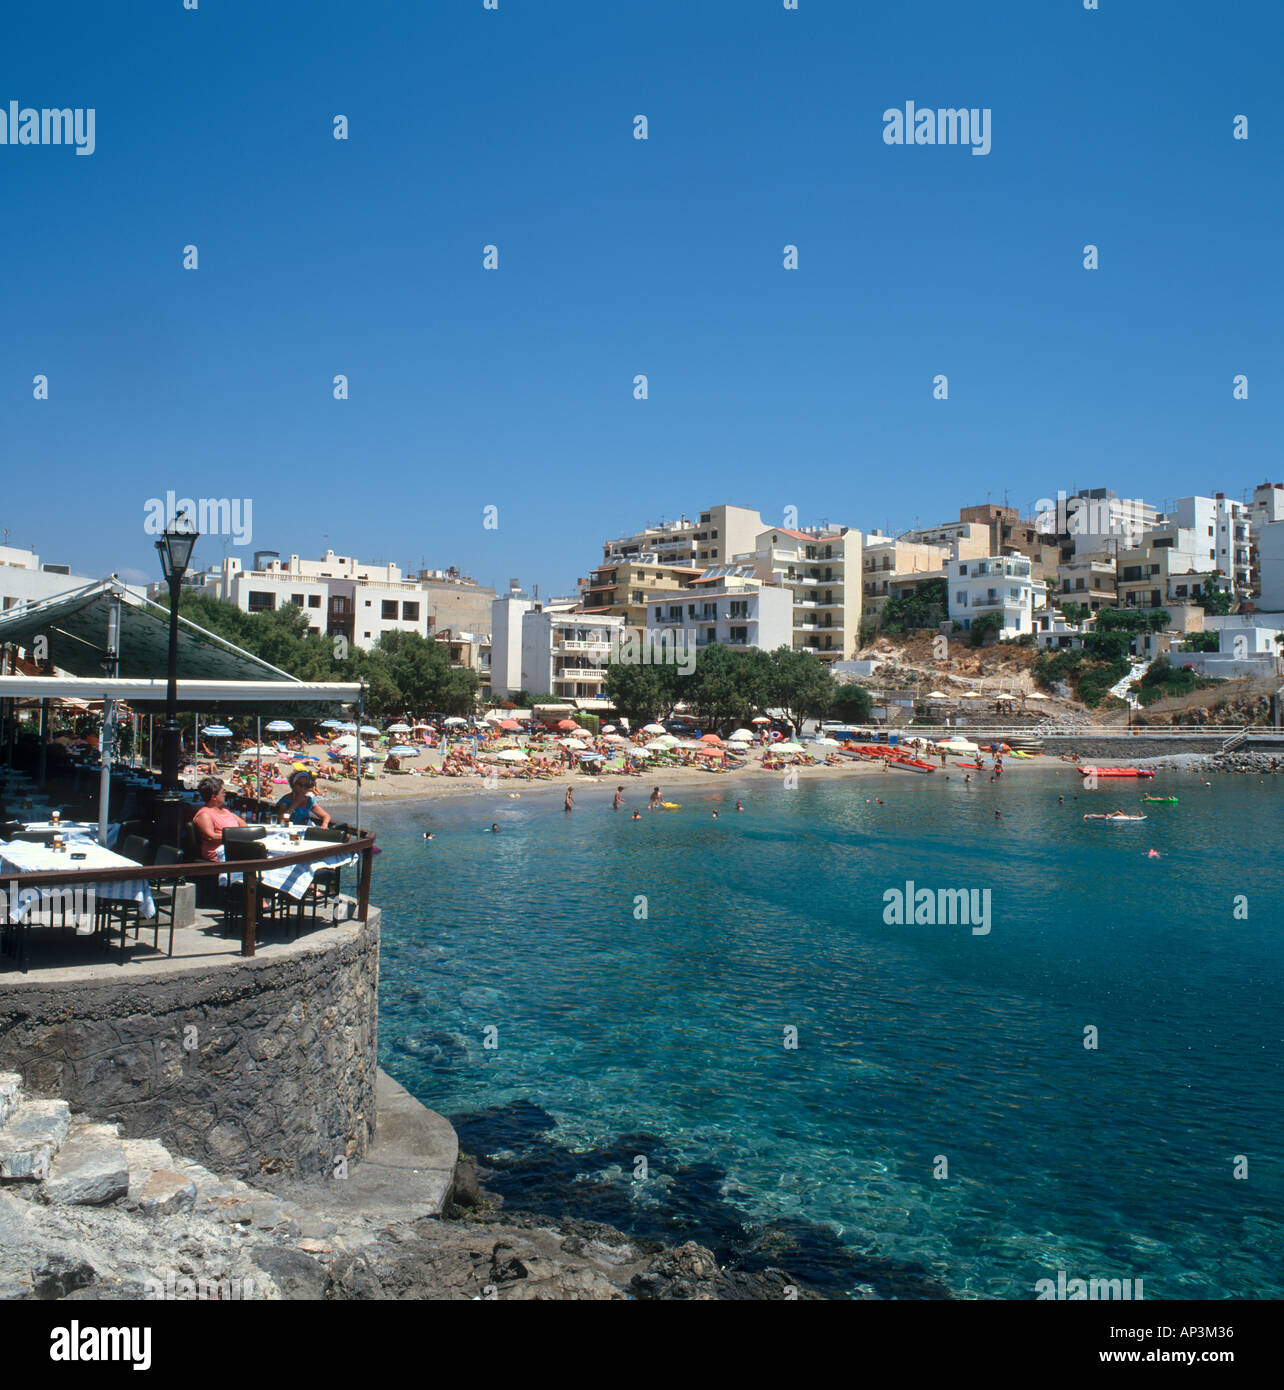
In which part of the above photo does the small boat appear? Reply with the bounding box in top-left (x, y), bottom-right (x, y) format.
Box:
top-left (1141, 796), bottom-right (1178, 803)
top-left (954, 761), bottom-right (986, 769)
top-left (1079, 767), bottom-right (1155, 779)
top-left (888, 758), bottom-right (935, 773)
top-left (660, 801), bottom-right (681, 809)
top-left (1084, 813), bottom-right (1147, 822)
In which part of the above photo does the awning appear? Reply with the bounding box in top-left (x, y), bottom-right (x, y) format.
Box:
top-left (0, 580), bottom-right (299, 683)
top-left (0, 676), bottom-right (365, 716)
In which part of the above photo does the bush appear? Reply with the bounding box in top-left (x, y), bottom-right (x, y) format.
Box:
top-left (969, 613), bottom-right (1002, 647)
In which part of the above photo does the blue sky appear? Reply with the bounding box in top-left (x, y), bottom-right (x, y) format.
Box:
top-left (1, 0), bottom-right (1279, 595)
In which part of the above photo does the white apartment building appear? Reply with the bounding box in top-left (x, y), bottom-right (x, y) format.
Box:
top-left (1167, 496), bottom-right (1251, 594)
top-left (649, 576), bottom-right (792, 654)
top-left (948, 554), bottom-right (1047, 637)
top-left (895, 520), bottom-right (990, 561)
top-left (1115, 527), bottom-right (1222, 611)
top-left (1249, 482), bottom-right (1284, 530)
top-left (745, 526), bottom-right (862, 662)
top-left (519, 610), bottom-right (625, 702)
top-left (1256, 520), bottom-right (1284, 613)
top-left (1056, 554), bottom-right (1117, 611)
top-left (0, 545), bottom-right (100, 614)
top-left (201, 550), bottom-right (432, 650)
top-left (489, 587), bottom-right (536, 698)
top-left (602, 504), bottom-right (765, 570)
top-left (861, 534), bottom-right (951, 615)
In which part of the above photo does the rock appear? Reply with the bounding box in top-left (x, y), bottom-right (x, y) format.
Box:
top-left (451, 1156), bottom-right (482, 1207)
top-left (31, 1249), bottom-right (100, 1300)
top-left (42, 1124), bottom-right (129, 1207)
top-left (122, 1138), bottom-right (176, 1203)
top-left (138, 1170), bottom-right (197, 1218)
top-left (0, 1074), bottom-right (20, 1128)
top-left (296, 1238), bottom-right (332, 1255)
top-left (247, 1244), bottom-right (327, 1299)
top-left (0, 1099), bottom-right (71, 1179)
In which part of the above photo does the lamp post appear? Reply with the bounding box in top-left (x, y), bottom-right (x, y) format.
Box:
top-left (155, 513), bottom-right (199, 850)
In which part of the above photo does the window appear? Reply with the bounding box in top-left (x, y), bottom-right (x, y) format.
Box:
top-left (958, 564), bottom-right (968, 576)
top-left (956, 592), bottom-right (967, 606)
top-left (247, 591), bottom-right (276, 612)
top-left (729, 626), bottom-right (748, 643)
top-left (382, 600), bottom-right (398, 619)
top-left (364, 631), bottom-right (371, 639)
top-left (308, 594), bottom-right (321, 609)
top-left (290, 593), bottom-right (304, 607)
top-left (402, 601), bottom-right (419, 621)
top-left (729, 600), bottom-right (747, 618)
top-left (330, 596), bottom-right (349, 613)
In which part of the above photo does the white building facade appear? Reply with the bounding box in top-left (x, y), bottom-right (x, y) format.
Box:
top-left (947, 555), bottom-right (1047, 637)
top-left (1168, 496), bottom-right (1252, 594)
top-left (519, 610), bottom-right (625, 702)
top-left (648, 580), bottom-right (793, 653)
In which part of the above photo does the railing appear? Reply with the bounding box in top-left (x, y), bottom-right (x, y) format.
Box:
top-left (1, 830), bottom-right (376, 970)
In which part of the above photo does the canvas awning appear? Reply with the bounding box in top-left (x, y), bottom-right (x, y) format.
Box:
top-left (0, 581), bottom-right (362, 713)
top-left (0, 677), bottom-right (364, 715)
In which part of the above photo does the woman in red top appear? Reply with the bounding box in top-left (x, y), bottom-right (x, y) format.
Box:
top-left (191, 777), bottom-right (247, 861)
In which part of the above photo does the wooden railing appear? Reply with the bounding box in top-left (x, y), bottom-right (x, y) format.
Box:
top-left (0, 830), bottom-right (376, 966)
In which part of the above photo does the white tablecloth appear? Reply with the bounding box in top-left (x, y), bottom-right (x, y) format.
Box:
top-left (14, 822), bottom-right (121, 848)
top-left (0, 842), bottom-right (156, 922)
top-left (219, 834), bottom-right (358, 900)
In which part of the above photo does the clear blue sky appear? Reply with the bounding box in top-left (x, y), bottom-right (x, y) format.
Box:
top-left (2, 0), bottom-right (1279, 595)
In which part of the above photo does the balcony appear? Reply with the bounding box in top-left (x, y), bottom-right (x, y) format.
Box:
top-left (556, 638), bottom-right (612, 652)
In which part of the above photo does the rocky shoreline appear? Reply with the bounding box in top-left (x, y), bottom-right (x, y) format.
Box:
top-left (1136, 750), bottom-right (1284, 775)
top-left (0, 1071), bottom-right (825, 1301)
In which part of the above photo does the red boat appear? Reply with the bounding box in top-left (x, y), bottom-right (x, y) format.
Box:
top-left (1079, 767), bottom-right (1155, 779)
top-left (888, 757), bottom-right (935, 773)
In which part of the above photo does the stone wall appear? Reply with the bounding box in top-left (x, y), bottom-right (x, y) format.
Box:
top-left (0, 911), bottom-right (380, 1180)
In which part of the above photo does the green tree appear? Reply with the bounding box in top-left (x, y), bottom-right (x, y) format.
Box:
top-left (830, 684), bottom-right (873, 723)
top-left (603, 663), bottom-right (669, 727)
top-left (1060, 601), bottom-right (1091, 625)
top-left (767, 647), bottom-right (834, 732)
top-left (878, 578), bottom-right (948, 635)
top-left (1197, 574), bottom-right (1234, 616)
top-left (969, 613), bottom-right (1002, 647)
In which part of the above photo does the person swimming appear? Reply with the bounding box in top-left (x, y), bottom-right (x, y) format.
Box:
top-left (648, 787), bottom-right (661, 811)
top-left (564, 786), bottom-right (575, 811)
top-left (712, 810), bottom-right (719, 819)
top-left (488, 823), bottom-right (500, 832)
top-left (735, 800), bottom-right (743, 811)
top-left (631, 809), bottom-right (641, 820)
top-left (423, 831), bottom-right (434, 840)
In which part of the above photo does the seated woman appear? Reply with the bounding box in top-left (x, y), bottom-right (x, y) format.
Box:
top-left (191, 776), bottom-right (248, 861)
top-left (274, 771), bottom-right (332, 828)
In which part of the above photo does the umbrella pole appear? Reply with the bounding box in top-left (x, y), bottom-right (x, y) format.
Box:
top-left (148, 714), bottom-right (153, 774)
top-left (354, 693), bottom-right (363, 835)
top-left (256, 715), bottom-right (262, 824)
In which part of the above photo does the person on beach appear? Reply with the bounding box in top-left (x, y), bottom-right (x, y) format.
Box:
top-left (613, 786), bottom-right (624, 810)
top-left (649, 787), bottom-right (662, 811)
top-left (564, 786), bottom-right (575, 811)
top-left (191, 777), bottom-right (247, 861)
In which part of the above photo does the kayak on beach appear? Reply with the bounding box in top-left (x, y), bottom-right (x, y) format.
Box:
top-left (1079, 767), bottom-right (1156, 779)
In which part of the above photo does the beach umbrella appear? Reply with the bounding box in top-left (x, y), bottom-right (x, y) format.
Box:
top-left (359, 725), bottom-right (381, 736)
top-left (495, 749), bottom-right (528, 762)
top-left (556, 719), bottom-right (580, 731)
top-left (335, 721), bottom-right (358, 733)
top-left (320, 718), bottom-right (344, 729)
top-left (927, 692), bottom-right (949, 701)
top-left (751, 716), bottom-right (771, 724)
top-left (642, 723), bottom-right (666, 735)
top-left (728, 729), bottom-right (753, 742)
top-left (560, 738), bottom-right (588, 750)
top-left (676, 739), bottom-right (707, 750)
top-left (1026, 692), bottom-right (1048, 700)
top-left (773, 741), bottom-right (804, 754)
top-left (237, 744), bottom-right (277, 760)
top-left (386, 744), bottom-right (419, 756)
top-left (386, 722), bottom-right (411, 733)
top-left (578, 752), bottom-right (605, 762)
top-left (498, 719), bottom-right (521, 731)
top-left (444, 716), bottom-right (468, 726)
top-left (813, 737), bottom-right (840, 747)
top-left (602, 725), bottom-right (617, 733)
top-left (266, 720), bottom-right (294, 733)
top-left (700, 733), bottom-right (723, 744)
top-left (603, 733), bottom-right (629, 743)
top-left (203, 724), bottom-right (233, 738)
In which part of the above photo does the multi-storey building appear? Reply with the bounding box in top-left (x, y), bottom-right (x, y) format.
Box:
top-left (581, 558), bottom-right (702, 628)
top-left (894, 520), bottom-right (990, 561)
top-left (947, 554), bottom-right (1047, 637)
top-left (1055, 554), bottom-right (1117, 611)
top-left (743, 525), bottom-right (862, 662)
top-left (959, 504), bottom-right (1063, 581)
top-left (1114, 526), bottom-right (1225, 611)
top-left (0, 544), bottom-right (110, 613)
top-left (200, 551), bottom-right (428, 650)
top-left (601, 504), bottom-right (765, 570)
top-left (861, 534), bottom-right (952, 615)
top-left (435, 628), bottom-right (491, 697)
top-left (1252, 520), bottom-right (1284, 613)
top-left (518, 610), bottom-right (624, 702)
top-left (648, 574), bottom-right (792, 654)
top-left (411, 567), bottom-right (497, 635)
top-left (1166, 496), bottom-right (1251, 595)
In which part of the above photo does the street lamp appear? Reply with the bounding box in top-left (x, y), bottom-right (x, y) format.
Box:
top-left (155, 513), bottom-right (199, 849)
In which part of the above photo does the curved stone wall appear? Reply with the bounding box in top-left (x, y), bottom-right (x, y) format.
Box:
top-left (0, 911), bottom-right (380, 1180)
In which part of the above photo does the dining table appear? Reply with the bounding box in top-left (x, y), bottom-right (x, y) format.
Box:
top-left (217, 833), bottom-right (359, 901)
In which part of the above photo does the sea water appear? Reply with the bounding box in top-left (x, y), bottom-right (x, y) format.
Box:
top-left (361, 771), bottom-right (1283, 1299)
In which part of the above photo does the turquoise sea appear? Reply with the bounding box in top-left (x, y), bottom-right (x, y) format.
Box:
top-left (356, 769), bottom-right (1283, 1299)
